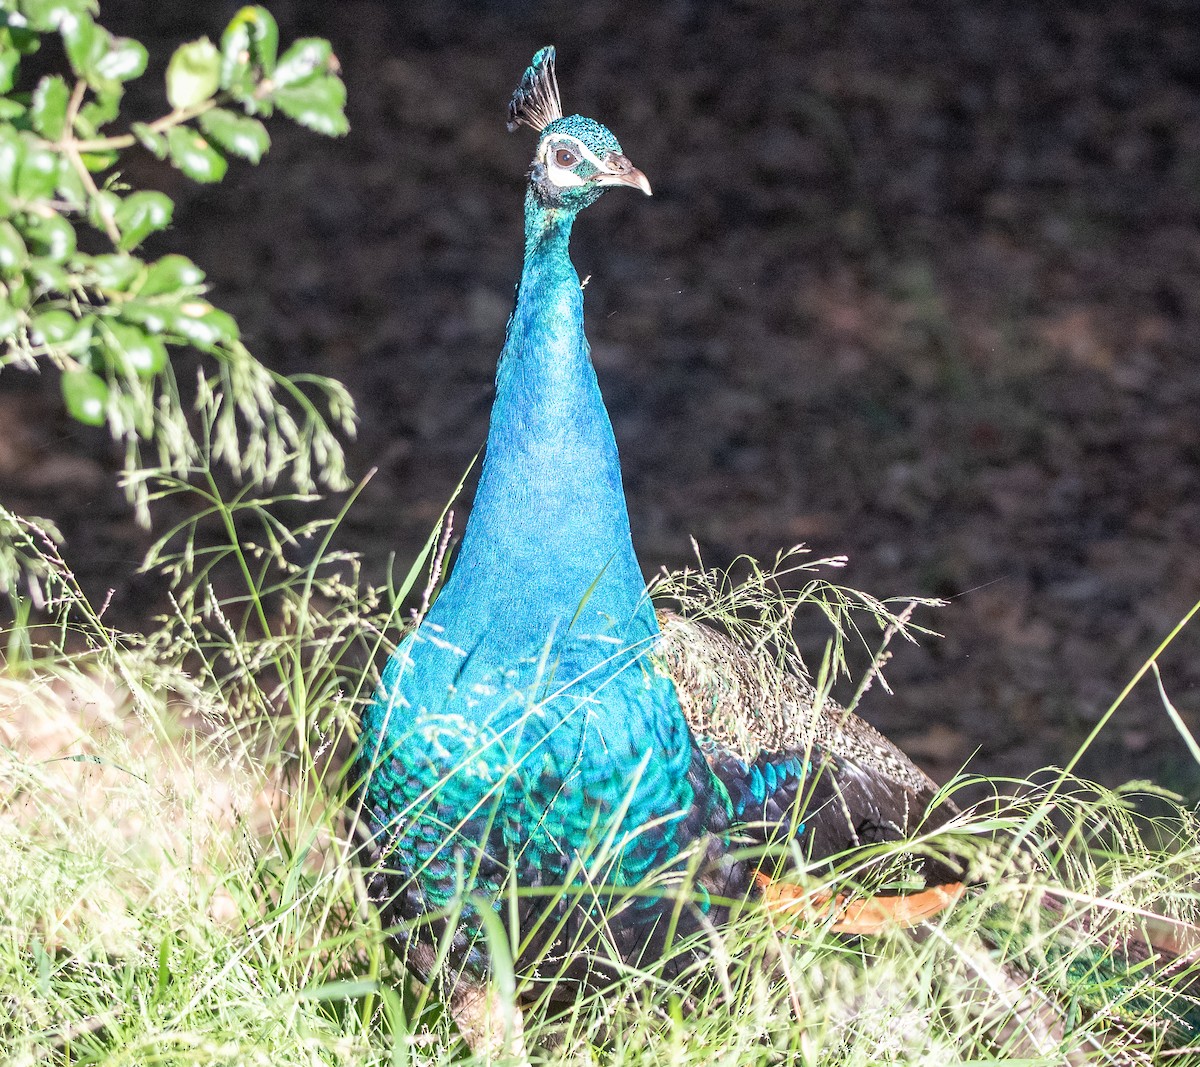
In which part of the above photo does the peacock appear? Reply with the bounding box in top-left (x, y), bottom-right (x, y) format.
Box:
top-left (353, 47), bottom-right (1199, 1057)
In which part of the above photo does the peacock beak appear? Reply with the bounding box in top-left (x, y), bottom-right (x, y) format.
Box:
top-left (592, 153), bottom-right (653, 196)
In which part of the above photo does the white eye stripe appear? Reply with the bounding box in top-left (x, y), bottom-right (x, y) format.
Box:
top-left (545, 162), bottom-right (588, 188)
top-left (537, 133), bottom-right (608, 173)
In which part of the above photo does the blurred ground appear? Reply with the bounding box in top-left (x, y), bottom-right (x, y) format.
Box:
top-left (2, 0), bottom-right (1198, 793)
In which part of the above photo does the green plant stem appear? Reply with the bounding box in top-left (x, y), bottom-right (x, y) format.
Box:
top-left (59, 79), bottom-right (121, 243)
top-left (1003, 595), bottom-right (1200, 873)
top-left (69, 97), bottom-right (220, 154)
top-left (1060, 596), bottom-right (1200, 781)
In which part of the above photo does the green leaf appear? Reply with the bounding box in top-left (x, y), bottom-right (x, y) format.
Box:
top-left (198, 108), bottom-right (269, 163)
top-left (141, 253), bottom-right (204, 296)
top-left (29, 261), bottom-right (70, 292)
top-left (31, 307), bottom-right (91, 351)
top-left (114, 190), bottom-right (173, 251)
top-left (16, 140), bottom-right (57, 201)
top-left (0, 99), bottom-right (26, 122)
top-left (5, 273), bottom-right (29, 312)
top-left (273, 37), bottom-right (332, 88)
top-left (119, 300), bottom-right (170, 334)
top-left (79, 149), bottom-right (117, 171)
top-left (166, 38), bottom-right (221, 110)
top-left (21, 211), bottom-right (76, 262)
top-left (30, 75), bottom-right (70, 139)
top-left (55, 160), bottom-right (86, 209)
top-left (165, 126), bottom-right (227, 183)
top-left (77, 88), bottom-right (122, 138)
top-left (100, 318), bottom-right (167, 376)
top-left (94, 35), bottom-right (147, 82)
top-left (0, 295), bottom-right (18, 339)
top-left (0, 44), bottom-right (19, 95)
top-left (170, 301), bottom-right (238, 347)
top-left (87, 189), bottom-right (119, 234)
top-left (271, 74), bottom-right (348, 137)
top-left (153, 932), bottom-right (173, 1002)
top-left (0, 128), bottom-right (22, 193)
top-left (0, 220), bottom-right (28, 274)
top-left (218, 31), bottom-right (251, 97)
top-left (60, 368), bottom-right (108, 425)
top-left (20, 0), bottom-right (94, 33)
top-left (6, 26), bottom-right (41, 55)
top-left (130, 122), bottom-right (168, 160)
top-left (60, 11), bottom-right (109, 83)
top-left (220, 6), bottom-right (278, 86)
top-left (82, 252), bottom-right (142, 291)
top-left (297, 978), bottom-right (379, 1001)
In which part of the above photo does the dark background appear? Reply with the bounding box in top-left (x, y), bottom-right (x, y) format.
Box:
top-left (3, 1), bottom-right (1199, 794)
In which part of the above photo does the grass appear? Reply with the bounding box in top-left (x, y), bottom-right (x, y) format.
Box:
top-left (2, 470), bottom-right (1200, 1065)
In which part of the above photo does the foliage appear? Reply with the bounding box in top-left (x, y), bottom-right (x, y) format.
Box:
top-left (1, 463), bottom-right (1199, 1064)
top-left (0, 1), bottom-right (355, 528)
top-left (652, 541), bottom-right (944, 705)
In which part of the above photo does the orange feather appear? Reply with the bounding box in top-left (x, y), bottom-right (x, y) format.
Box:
top-left (755, 872), bottom-right (967, 935)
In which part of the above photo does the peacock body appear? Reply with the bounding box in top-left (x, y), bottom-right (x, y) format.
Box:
top-left (356, 51), bottom-right (747, 1004)
top-left (354, 47), bottom-right (1198, 1055)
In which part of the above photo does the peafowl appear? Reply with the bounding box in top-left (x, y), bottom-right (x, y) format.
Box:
top-left (354, 47), bottom-right (1199, 1056)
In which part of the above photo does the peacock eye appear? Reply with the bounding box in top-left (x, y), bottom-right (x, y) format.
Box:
top-left (554, 147), bottom-right (578, 168)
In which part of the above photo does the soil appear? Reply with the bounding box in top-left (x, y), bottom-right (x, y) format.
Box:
top-left (3, 0), bottom-right (1199, 796)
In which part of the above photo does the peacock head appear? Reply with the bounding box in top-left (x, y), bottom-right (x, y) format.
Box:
top-left (507, 47), bottom-right (651, 213)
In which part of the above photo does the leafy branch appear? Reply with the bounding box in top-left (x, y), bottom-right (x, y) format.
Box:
top-left (0, 0), bottom-right (354, 524)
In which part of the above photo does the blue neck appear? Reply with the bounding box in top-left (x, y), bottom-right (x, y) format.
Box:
top-left (389, 191), bottom-right (663, 724)
top-left (362, 187), bottom-right (713, 893)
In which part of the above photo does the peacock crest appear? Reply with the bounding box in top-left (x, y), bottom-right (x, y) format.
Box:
top-left (506, 45), bottom-right (563, 133)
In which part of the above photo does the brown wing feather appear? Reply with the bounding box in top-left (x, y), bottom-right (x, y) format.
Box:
top-left (655, 609), bottom-right (961, 875)
top-left (655, 609), bottom-right (944, 797)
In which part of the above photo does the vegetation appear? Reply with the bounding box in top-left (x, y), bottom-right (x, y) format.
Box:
top-left (3, 484), bottom-right (1200, 1064)
top-left (0, 0), bottom-right (354, 532)
top-left (2, 5), bottom-right (1200, 1065)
